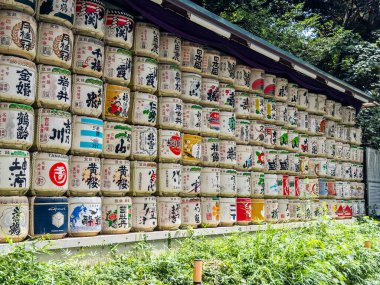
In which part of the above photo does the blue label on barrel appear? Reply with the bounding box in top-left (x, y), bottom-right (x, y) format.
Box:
top-left (318, 179), bottom-right (328, 197)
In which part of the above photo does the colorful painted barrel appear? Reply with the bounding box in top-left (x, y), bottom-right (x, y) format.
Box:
top-left (131, 56), bottom-right (158, 93)
top-left (132, 196), bottom-right (157, 232)
top-left (68, 196), bottom-right (101, 237)
top-left (249, 120), bottom-right (265, 146)
top-left (201, 197), bottom-right (220, 227)
top-left (249, 68), bottom-right (264, 94)
top-left (265, 149), bottom-right (278, 173)
top-left (74, 0), bottom-right (105, 39)
top-left (158, 97), bottom-right (183, 130)
top-left (265, 199), bottom-right (279, 223)
top-left (181, 197), bottom-right (201, 228)
top-left (219, 198), bottom-right (236, 226)
top-left (298, 134), bottom-right (308, 155)
top-left (101, 196), bottom-right (132, 234)
top-left (71, 116), bottom-right (103, 156)
top-left (201, 49), bottom-right (220, 78)
top-left (182, 103), bottom-right (202, 134)
top-left (69, 156), bottom-right (101, 196)
top-left (104, 10), bottom-right (134, 49)
top-left (236, 197), bottom-right (252, 225)
top-left (0, 55), bottom-right (37, 105)
top-left (219, 111), bottom-right (235, 140)
top-left (234, 92), bottom-right (250, 118)
top-left (36, 0), bottom-right (74, 28)
top-left (235, 144), bottom-right (252, 171)
top-left (289, 176), bottom-right (299, 198)
top-left (234, 65), bottom-right (250, 92)
top-left (130, 161), bottom-right (156, 196)
top-left (277, 174), bottom-right (290, 197)
top-left (263, 124), bottom-right (279, 149)
top-left (103, 47), bottom-right (132, 86)
top-left (278, 151), bottom-right (289, 173)
top-left (201, 137), bottom-right (219, 166)
top-left (181, 166), bottom-right (201, 196)
top-left (200, 78), bottom-right (220, 107)
top-left (278, 127), bottom-right (289, 150)
top-left (158, 129), bottom-right (181, 162)
top-left (218, 55), bottom-right (236, 84)
top-left (158, 65), bottom-right (181, 98)
top-left (201, 107), bottom-right (220, 137)
top-left (102, 122), bottom-right (131, 159)
top-left (219, 169), bottom-right (236, 197)
top-left (131, 125), bottom-right (157, 161)
top-left (128, 92), bottom-right (157, 126)
top-left (0, 103), bottom-right (34, 150)
top-left (251, 172), bottom-right (264, 198)
top-left (274, 77), bottom-right (288, 102)
top-left (158, 163), bottom-right (182, 196)
top-left (157, 197), bottom-right (181, 230)
top-left (182, 133), bottom-right (201, 165)
top-left (278, 199), bottom-right (290, 222)
top-left (249, 93), bottom-right (264, 120)
top-left (0, 10), bottom-right (37, 60)
top-left (236, 171), bottom-right (251, 198)
top-left (263, 74), bottom-right (276, 98)
top-left (219, 140), bottom-right (236, 168)
top-left (103, 84), bottom-right (130, 122)
top-left (200, 167), bottom-right (220, 197)
top-left (296, 88), bottom-right (308, 110)
top-left (159, 33), bottom-right (181, 65)
top-left (36, 22), bottom-right (73, 69)
top-left (252, 145), bottom-right (265, 171)
top-left (250, 198), bottom-right (264, 224)
top-left (264, 174), bottom-right (278, 198)
top-left (101, 159), bottom-right (130, 196)
top-left (133, 22), bottom-right (159, 58)
top-left (263, 99), bottom-right (277, 122)
top-left (235, 119), bottom-right (250, 144)
top-left (219, 83), bottom-right (235, 111)
top-left (0, 196), bottom-right (28, 242)
top-left (29, 196), bottom-right (68, 239)
top-left (1, 0), bottom-right (35, 15)
top-left (287, 83), bottom-right (298, 106)
top-left (180, 42), bottom-right (203, 74)
top-left (181, 72), bottom-right (201, 102)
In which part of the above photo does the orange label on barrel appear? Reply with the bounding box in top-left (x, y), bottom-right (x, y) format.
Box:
top-left (104, 85), bottom-right (130, 120)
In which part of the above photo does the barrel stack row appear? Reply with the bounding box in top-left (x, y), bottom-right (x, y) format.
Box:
top-left (0, 0), bottom-right (365, 243)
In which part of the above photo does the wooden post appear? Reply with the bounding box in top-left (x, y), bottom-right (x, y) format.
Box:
top-left (364, 240), bottom-right (372, 249)
top-left (193, 259), bottom-right (202, 285)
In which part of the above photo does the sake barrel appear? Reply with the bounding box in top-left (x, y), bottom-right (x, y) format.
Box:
top-left (201, 197), bottom-right (220, 227)
top-left (287, 83), bottom-right (298, 106)
top-left (181, 72), bottom-right (201, 102)
top-left (357, 165), bottom-right (364, 181)
top-left (289, 176), bottom-right (299, 198)
top-left (278, 127), bottom-right (289, 150)
top-left (275, 102), bottom-right (287, 126)
top-left (263, 99), bottom-right (276, 122)
top-left (201, 107), bottom-right (220, 137)
top-left (287, 106), bottom-right (298, 129)
top-left (0, 10), bottom-right (37, 60)
top-left (348, 107), bottom-right (356, 126)
top-left (278, 151), bottom-right (289, 173)
top-left (278, 199), bottom-right (290, 223)
top-left (73, 35), bottom-right (104, 78)
top-left (302, 200), bottom-right (312, 221)
top-left (315, 157), bottom-right (328, 177)
top-left (236, 197), bottom-right (252, 225)
top-left (219, 111), bottom-right (235, 140)
top-left (308, 114), bottom-right (323, 136)
top-left (250, 68), bottom-right (264, 94)
top-left (202, 49), bottom-right (220, 79)
top-left (183, 103), bottom-right (202, 134)
top-left (158, 163), bottom-right (182, 196)
top-left (219, 140), bottom-right (236, 168)
top-left (201, 78), bottom-right (220, 107)
top-left (325, 120), bottom-right (337, 139)
top-left (181, 197), bottom-right (201, 228)
top-left (159, 33), bottom-right (181, 65)
top-left (249, 120), bottom-right (265, 146)
top-left (234, 65), bottom-right (250, 92)
top-left (236, 144), bottom-right (252, 171)
top-left (335, 181), bottom-right (344, 199)
top-left (103, 46), bottom-right (132, 86)
top-left (350, 145), bottom-right (358, 163)
top-left (307, 136), bottom-right (318, 156)
top-left (234, 92), bottom-right (250, 118)
top-left (200, 167), bottom-right (220, 197)
top-left (36, 22), bottom-right (73, 68)
top-left (235, 119), bottom-right (250, 144)
top-left (29, 196), bottom-right (68, 239)
top-left (342, 143), bottom-right (350, 161)
top-left (1, 0), bottom-right (35, 14)
top-left (158, 129), bottom-right (181, 162)
top-left (327, 180), bottom-right (336, 198)
top-left (31, 152), bottom-right (68, 196)
top-left (180, 41), bottom-right (203, 74)
top-left (103, 84), bottom-right (130, 122)
top-left (263, 74), bottom-right (276, 98)
top-left (131, 125), bottom-right (157, 161)
top-left (218, 55), bottom-right (236, 84)
top-left (252, 198), bottom-right (265, 224)
top-left (311, 201), bottom-right (322, 220)
top-left (288, 152), bottom-right (300, 175)
top-left (219, 197), bottom-right (236, 226)
top-left (327, 160), bottom-right (337, 179)
top-left (335, 142), bottom-right (343, 160)
top-left (36, 65), bottom-right (71, 109)
top-left (250, 93), bottom-right (264, 120)
top-left (0, 196), bottom-right (28, 242)
top-left (35, 108), bottom-right (71, 154)
top-left (251, 172), bottom-right (264, 198)
top-left (36, 0), bottom-right (75, 28)
top-left (252, 145), bottom-right (265, 171)
top-left (101, 159), bottom-right (130, 196)
top-left (101, 196), bottom-right (132, 234)
top-left (130, 161), bottom-right (157, 196)
top-left (306, 93), bottom-right (318, 114)
top-left (104, 10), bottom-right (134, 49)
top-left (157, 196), bottom-right (181, 230)
top-left (133, 22), bottom-right (159, 59)
top-left (0, 55), bottom-right (36, 105)
top-left (236, 172), bottom-right (251, 198)
top-left (69, 156), bottom-right (101, 196)
top-left (342, 181), bottom-right (351, 198)
top-left (219, 83), bottom-right (235, 111)
top-left (357, 147), bottom-right (364, 163)
top-left (0, 149), bottom-right (30, 196)
top-left (74, 0), bottom-right (105, 39)
top-left (263, 124), bottom-right (280, 149)
top-left (325, 100), bottom-right (335, 120)
top-left (296, 88), bottom-right (308, 110)
top-left (220, 169), bottom-right (236, 197)
top-left (278, 174), bottom-right (290, 197)
top-left (102, 122), bottom-right (131, 159)
top-left (182, 133), bottom-right (201, 165)
top-left (128, 92), bottom-right (157, 126)
top-left (326, 139), bottom-right (336, 158)
top-left (265, 199), bottom-right (279, 223)
top-left (71, 116), bottom-right (103, 156)
top-left (317, 94), bottom-right (327, 115)
top-left (274, 77), bottom-right (288, 102)
top-left (181, 166), bottom-right (201, 196)
top-left (158, 64), bottom-right (181, 97)
top-left (333, 102), bottom-right (342, 122)
top-left (0, 102), bottom-right (34, 150)
top-left (201, 137), bottom-right (219, 167)
top-left (297, 110), bottom-right (308, 133)
top-left (264, 174), bottom-right (278, 198)
top-left (132, 196), bottom-right (157, 231)
top-left (68, 196), bottom-right (101, 237)
top-left (158, 97), bottom-right (183, 130)
top-left (342, 163), bottom-right (352, 180)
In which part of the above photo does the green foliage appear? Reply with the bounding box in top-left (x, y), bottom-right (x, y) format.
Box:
top-left (1, 219), bottom-right (380, 284)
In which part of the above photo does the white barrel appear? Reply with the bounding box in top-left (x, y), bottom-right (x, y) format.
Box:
top-left (101, 196), bottom-right (132, 234)
top-left (71, 116), bottom-right (103, 156)
top-left (157, 196), bottom-right (181, 230)
top-left (325, 100), bottom-right (335, 120)
top-left (306, 92), bottom-right (318, 114)
top-left (103, 46), bottom-right (132, 86)
top-left (130, 161), bottom-right (157, 196)
top-left (309, 114), bottom-right (323, 135)
top-left (181, 72), bottom-right (201, 102)
top-left (286, 106), bottom-right (298, 129)
top-left (68, 196), bottom-right (101, 237)
top-left (201, 137), bottom-right (219, 166)
top-left (131, 125), bottom-right (157, 161)
top-left (0, 55), bottom-right (37, 105)
top-left (263, 124), bottom-right (280, 149)
top-left (264, 174), bottom-right (278, 197)
top-left (201, 49), bottom-right (220, 78)
top-left (263, 99), bottom-right (276, 122)
top-left (327, 160), bottom-right (336, 178)
top-left (131, 56), bottom-right (158, 93)
top-left (307, 136), bottom-right (319, 156)
top-left (342, 143), bottom-right (350, 161)
top-left (220, 169), bottom-right (236, 197)
top-left (219, 83), bottom-right (235, 111)
top-left (201, 78), bottom-right (220, 107)
top-left (158, 64), bottom-right (181, 97)
top-left (36, 22), bottom-right (73, 68)
top-left (236, 171), bottom-right (251, 197)
top-left (0, 102), bottom-right (34, 150)
top-left (218, 55), bottom-right (236, 84)
top-left (128, 92), bottom-right (157, 126)
top-left (287, 83), bottom-right (298, 106)
top-left (236, 144), bottom-right (252, 171)
top-left (252, 145), bottom-right (265, 171)
top-left (250, 68), bottom-right (264, 94)
top-left (278, 151), bottom-right (289, 173)
top-left (299, 134), bottom-right (308, 155)
top-left (181, 166), bottom-right (201, 196)
top-left (234, 92), bottom-right (250, 118)
top-left (36, 65), bottom-right (71, 109)
top-left (334, 102), bottom-right (342, 122)
top-left (182, 134), bottom-right (202, 165)
top-left (200, 167), bottom-right (220, 196)
top-left (278, 199), bottom-right (290, 222)
top-left (335, 142), bottom-right (343, 160)
top-left (317, 94), bottom-right (326, 115)
top-left (274, 77), bottom-right (288, 102)
top-left (73, 35), bottom-right (104, 78)
top-left (350, 145), bottom-right (358, 162)
top-left (158, 163), bottom-right (182, 196)
top-left (201, 107), bottom-right (220, 137)
top-left (288, 130), bottom-right (299, 153)
top-left (69, 156), bottom-right (101, 196)
top-left (31, 152), bottom-right (68, 196)
top-left (104, 10), bottom-right (134, 49)
top-left (158, 97), bottom-right (183, 130)
top-left (219, 111), bottom-right (235, 140)
top-left (201, 197), bottom-right (220, 227)
top-left (265, 149), bottom-right (279, 173)
top-left (158, 129), bottom-right (181, 162)
top-left (235, 119), bottom-right (250, 144)
top-left (159, 33), bottom-right (181, 65)
top-left (74, 0), bottom-right (105, 39)
top-left (288, 152), bottom-right (300, 174)
top-left (181, 197), bottom-right (201, 228)
top-left (103, 84), bottom-right (130, 122)
top-left (219, 140), bottom-right (236, 168)
top-left (325, 120), bottom-right (337, 139)
top-left (183, 103), bottom-right (202, 134)
top-left (220, 198), bottom-right (236, 226)
top-left (102, 122), bottom-right (131, 159)
top-left (250, 93), bottom-right (264, 120)
top-left (278, 127), bottom-right (289, 150)
top-left (234, 65), bottom-right (250, 92)
top-left (251, 172), bottom-right (264, 198)
top-left (263, 74), bottom-right (276, 98)
top-left (0, 149), bottom-right (30, 196)
top-left (297, 111), bottom-right (308, 133)
top-left (36, 0), bottom-right (75, 28)
top-left (1, 0), bottom-right (35, 14)
top-left (249, 120), bottom-right (265, 145)
top-left (0, 10), bottom-right (37, 60)
top-left (0, 196), bottom-right (29, 242)
top-left (296, 88), bottom-right (308, 110)
top-left (101, 159), bottom-right (130, 196)
top-left (180, 41), bottom-right (203, 74)
top-left (132, 196), bottom-right (157, 232)
top-left (133, 22), bottom-right (159, 58)
top-left (275, 101), bottom-right (287, 126)
top-left (265, 199), bottom-right (279, 223)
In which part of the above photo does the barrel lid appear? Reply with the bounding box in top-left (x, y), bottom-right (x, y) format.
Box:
top-left (132, 196), bottom-right (157, 203)
top-left (102, 196), bottom-right (132, 203)
top-left (68, 197), bottom-right (101, 203)
top-left (157, 196), bottom-right (181, 202)
top-left (220, 198), bottom-right (236, 202)
top-left (0, 149), bottom-right (29, 156)
top-left (31, 196), bottom-right (68, 204)
top-left (0, 196), bottom-right (28, 204)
